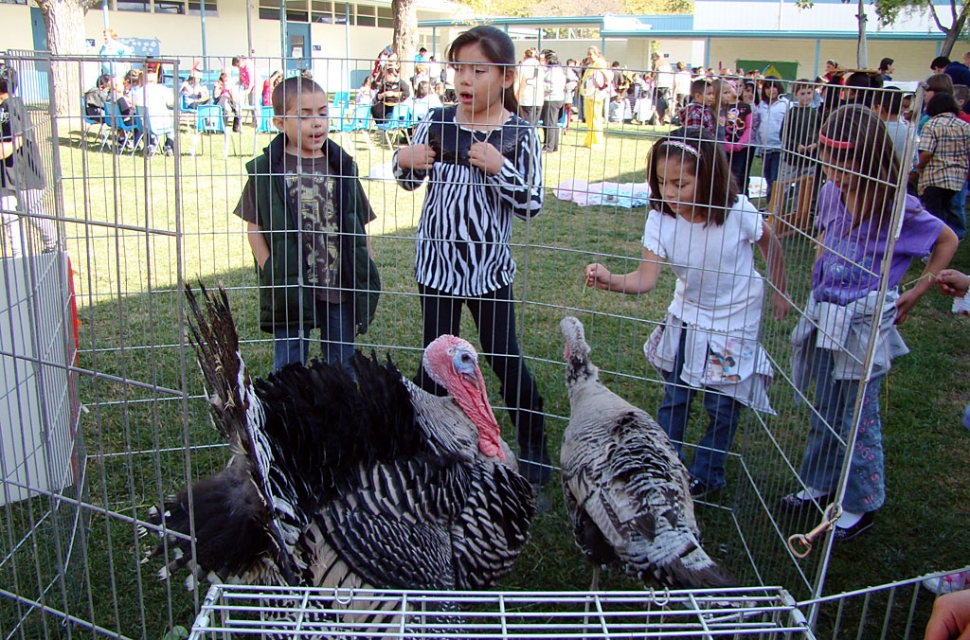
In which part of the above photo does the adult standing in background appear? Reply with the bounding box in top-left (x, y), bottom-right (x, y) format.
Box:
top-left (99, 29), bottom-right (132, 79)
top-left (0, 66), bottom-right (58, 257)
top-left (652, 52), bottom-right (674, 112)
top-left (673, 61), bottom-right (692, 111)
top-left (581, 46), bottom-right (609, 149)
top-left (539, 49), bottom-right (565, 153)
top-left (232, 55), bottom-right (258, 110)
top-left (517, 48), bottom-right (544, 126)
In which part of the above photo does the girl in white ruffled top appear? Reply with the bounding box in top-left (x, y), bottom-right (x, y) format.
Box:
top-left (583, 126), bottom-right (790, 497)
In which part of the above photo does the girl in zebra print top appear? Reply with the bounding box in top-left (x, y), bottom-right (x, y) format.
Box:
top-left (392, 25), bottom-right (551, 486)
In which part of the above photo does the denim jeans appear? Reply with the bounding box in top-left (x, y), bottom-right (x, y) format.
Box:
top-left (798, 347), bottom-right (885, 514)
top-left (656, 330), bottom-right (742, 491)
top-left (728, 147), bottom-right (753, 196)
top-left (273, 300), bottom-right (355, 371)
top-left (762, 150), bottom-right (782, 206)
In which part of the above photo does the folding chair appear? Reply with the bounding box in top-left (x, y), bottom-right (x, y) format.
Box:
top-left (80, 97), bottom-right (110, 150)
top-left (376, 103), bottom-right (412, 149)
top-left (252, 104), bottom-right (276, 153)
top-left (104, 101), bottom-right (141, 155)
top-left (195, 104), bottom-right (233, 157)
top-left (350, 104), bottom-right (374, 151)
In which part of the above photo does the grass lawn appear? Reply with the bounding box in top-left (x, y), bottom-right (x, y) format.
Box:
top-left (2, 114), bottom-right (968, 639)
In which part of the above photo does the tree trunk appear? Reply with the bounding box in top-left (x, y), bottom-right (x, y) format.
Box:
top-left (856, 0), bottom-right (869, 69)
top-left (33, 0), bottom-right (91, 117)
top-left (940, 15), bottom-right (967, 57)
top-left (392, 0), bottom-right (417, 75)
top-left (939, 0), bottom-right (970, 58)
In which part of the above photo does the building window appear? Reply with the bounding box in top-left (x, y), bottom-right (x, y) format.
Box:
top-left (377, 6), bottom-right (392, 28)
top-left (356, 4), bottom-right (375, 27)
top-left (284, 0), bottom-right (308, 21)
top-left (0, 0), bottom-right (29, 5)
top-left (258, 0), bottom-right (280, 19)
top-left (187, 1), bottom-right (217, 15)
top-left (117, 0), bottom-right (150, 11)
top-left (155, 0), bottom-right (187, 13)
top-left (333, 2), bottom-right (353, 25)
top-left (311, 0), bottom-right (333, 23)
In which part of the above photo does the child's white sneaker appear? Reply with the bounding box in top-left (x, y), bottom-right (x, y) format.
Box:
top-left (922, 570), bottom-right (970, 595)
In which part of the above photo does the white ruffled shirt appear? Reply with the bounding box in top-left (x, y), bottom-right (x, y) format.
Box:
top-left (641, 197), bottom-right (774, 412)
top-left (642, 196), bottom-right (766, 331)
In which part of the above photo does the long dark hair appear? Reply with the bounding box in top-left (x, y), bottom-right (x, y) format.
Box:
top-left (817, 104), bottom-right (900, 226)
top-left (647, 126), bottom-right (738, 226)
top-left (446, 25), bottom-right (518, 114)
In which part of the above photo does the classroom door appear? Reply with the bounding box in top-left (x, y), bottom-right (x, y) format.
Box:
top-left (286, 23), bottom-right (312, 74)
top-left (29, 7), bottom-right (49, 75)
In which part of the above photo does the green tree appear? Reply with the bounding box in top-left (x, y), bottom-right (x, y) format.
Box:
top-left (33, 0), bottom-right (100, 116)
top-left (872, 0), bottom-right (969, 57)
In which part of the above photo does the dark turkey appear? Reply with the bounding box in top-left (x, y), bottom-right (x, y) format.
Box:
top-left (143, 284), bottom-right (536, 607)
top-left (559, 316), bottom-right (734, 589)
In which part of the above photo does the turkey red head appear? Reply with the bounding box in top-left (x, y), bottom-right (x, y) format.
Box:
top-left (423, 335), bottom-right (505, 460)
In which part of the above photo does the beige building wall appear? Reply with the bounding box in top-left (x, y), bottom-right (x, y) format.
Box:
top-left (0, 4), bottom-right (36, 52)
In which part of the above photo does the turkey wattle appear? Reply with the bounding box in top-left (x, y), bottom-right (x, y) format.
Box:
top-left (142, 283), bottom-right (536, 597)
top-left (559, 316), bottom-right (734, 589)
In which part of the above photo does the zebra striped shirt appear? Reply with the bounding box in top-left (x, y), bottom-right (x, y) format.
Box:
top-left (393, 107), bottom-right (543, 297)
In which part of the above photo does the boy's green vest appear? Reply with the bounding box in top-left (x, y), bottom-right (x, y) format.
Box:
top-left (246, 135), bottom-right (380, 335)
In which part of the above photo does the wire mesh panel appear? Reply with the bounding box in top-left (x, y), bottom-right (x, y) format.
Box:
top-left (188, 585), bottom-right (808, 639)
top-left (0, 50), bottom-right (957, 640)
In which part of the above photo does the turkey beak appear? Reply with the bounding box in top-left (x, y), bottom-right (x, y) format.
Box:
top-left (453, 349), bottom-right (482, 389)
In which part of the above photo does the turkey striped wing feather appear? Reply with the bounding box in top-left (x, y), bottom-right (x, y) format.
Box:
top-left (451, 462), bottom-right (537, 590)
top-left (315, 456), bottom-right (470, 590)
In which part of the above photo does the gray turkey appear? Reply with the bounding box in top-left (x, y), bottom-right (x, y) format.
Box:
top-left (143, 284), bottom-right (536, 623)
top-left (559, 316), bottom-right (733, 590)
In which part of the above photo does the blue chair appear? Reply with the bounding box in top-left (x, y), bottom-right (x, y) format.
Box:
top-left (256, 105), bottom-right (276, 133)
top-left (196, 104), bottom-right (225, 133)
top-left (80, 97), bottom-right (109, 150)
top-left (351, 104), bottom-right (372, 131)
top-left (250, 104), bottom-right (276, 154)
top-left (179, 94), bottom-right (199, 114)
top-left (103, 101), bottom-right (141, 155)
top-left (136, 105), bottom-right (175, 156)
top-left (330, 91), bottom-right (351, 108)
top-left (376, 103), bottom-right (412, 148)
top-left (411, 100), bottom-right (431, 123)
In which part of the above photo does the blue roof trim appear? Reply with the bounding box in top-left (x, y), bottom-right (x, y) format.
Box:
top-left (417, 14), bottom-right (692, 28)
top-left (601, 28), bottom-right (945, 40)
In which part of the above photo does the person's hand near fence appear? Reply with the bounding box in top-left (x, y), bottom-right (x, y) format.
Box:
top-left (924, 589), bottom-right (970, 640)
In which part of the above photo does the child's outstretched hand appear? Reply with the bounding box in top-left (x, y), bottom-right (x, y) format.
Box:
top-left (937, 269), bottom-right (970, 298)
top-left (396, 144), bottom-right (436, 171)
top-left (584, 263), bottom-right (612, 290)
top-left (468, 141), bottom-right (504, 175)
top-left (771, 291), bottom-right (791, 321)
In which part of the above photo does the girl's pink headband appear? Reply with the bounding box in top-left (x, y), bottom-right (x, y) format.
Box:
top-left (818, 133), bottom-right (854, 150)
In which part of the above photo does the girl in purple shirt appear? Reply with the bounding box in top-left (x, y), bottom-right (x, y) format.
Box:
top-left (782, 105), bottom-right (958, 541)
